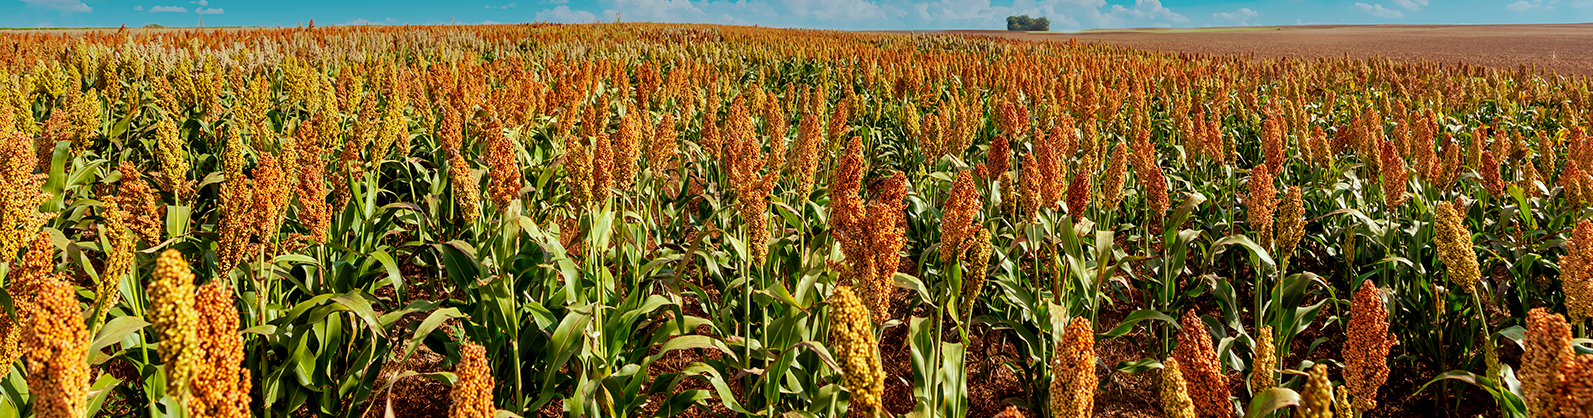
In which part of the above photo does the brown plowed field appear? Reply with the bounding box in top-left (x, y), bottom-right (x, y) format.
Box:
top-left (950, 24), bottom-right (1593, 76)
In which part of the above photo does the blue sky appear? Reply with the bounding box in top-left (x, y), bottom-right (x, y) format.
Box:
top-left (4, 0), bottom-right (1591, 30)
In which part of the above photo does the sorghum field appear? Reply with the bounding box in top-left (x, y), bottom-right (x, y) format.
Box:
top-left (0, 22), bottom-right (1590, 418)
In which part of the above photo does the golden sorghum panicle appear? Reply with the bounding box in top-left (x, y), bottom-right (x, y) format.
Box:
top-left (1558, 355), bottom-right (1593, 417)
top-left (1344, 280), bottom-right (1393, 414)
top-left (1523, 308), bottom-right (1573, 418)
top-left (1049, 317), bottom-right (1096, 418)
top-left (828, 285), bottom-right (885, 415)
top-left (1036, 138), bottom-right (1063, 210)
top-left (0, 132), bottom-right (49, 261)
top-left (451, 342), bottom-right (495, 418)
top-left (1433, 201), bottom-right (1481, 294)
top-left (95, 201), bottom-right (135, 325)
top-left (26, 276), bottom-right (88, 418)
top-left (1175, 310), bottom-right (1231, 418)
top-left (1298, 364), bottom-right (1333, 418)
top-left (220, 127), bottom-right (248, 213)
top-left (155, 117), bottom-right (192, 201)
top-left (485, 127), bottom-right (522, 210)
top-left (592, 132), bottom-right (614, 203)
top-left (1481, 150), bottom-right (1505, 198)
top-left (1161, 357), bottom-right (1198, 418)
top-left (940, 170), bottom-right (980, 264)
top-left (449, 151), bottom-right (482, 224)
top-left (958, 229), bottom-right (993, 317)
top-left (1250, 326), bottom-right (1277, 392)
top-left (1101, 144), bottom-right (1129, 212)
top-left (189, 284), bottom-right (250, 418)
top-left (1247, 164), bottom-right (1278, 250)
top-left (739, 171), bottom-right (776, 265)
top-left (151, 249), bottom-right (201, 398)
top-left (1335, 387), bottom-right (1353, 418)
top-left (64, 88), bottom-right (102, 153)
top-left (1379, 139), bottom-right (1408, 211)
top-left (373, 100), bottom-right (408, 160)
top-left (1275, 186), bottom-right (1306, 272)
top-left (565, 133), bottom-right (593, 208)
top-left (1566, 220), bottom-right (1593, 324)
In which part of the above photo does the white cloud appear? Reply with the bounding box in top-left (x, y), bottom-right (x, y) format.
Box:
top-left (20, 0), bottom-right (92, 13)
top-left (535, 5), bottom-right (598, 23)
top-left (1353, 2), bottom-right (1405, 17)
top-left (1390, 0), bottom-right (1427, 10)
top-left (196, 7), bottom-right (222, 14)
top-left (149, 5), bottom-right (189, 13)
top-left (1506, 0), bottom-right (1557, 10)
top-left (1211, 7), bottom-right (1258, 24)
top-left (134, 5), bottom-right (145, 10)
top-left (188, 0), bottom-right (207, 5)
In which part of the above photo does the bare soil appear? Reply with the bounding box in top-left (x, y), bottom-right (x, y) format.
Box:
top-left (950, 24), bottom-right (1593, 76)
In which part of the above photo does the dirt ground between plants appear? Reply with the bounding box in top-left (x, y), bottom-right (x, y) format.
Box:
top-left (947, 24), bottom-right (1593, 76)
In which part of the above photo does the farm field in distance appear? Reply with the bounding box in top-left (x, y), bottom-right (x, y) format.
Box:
top-left (0, 21), bottom-right (1590, 418)
top-left (956, 23), bottom-right (1593, 76)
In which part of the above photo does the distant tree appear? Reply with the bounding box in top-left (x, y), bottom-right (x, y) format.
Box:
top-left (1005, 15), bottom-right (1050, 31)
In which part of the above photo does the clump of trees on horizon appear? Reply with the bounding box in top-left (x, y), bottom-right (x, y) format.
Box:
top-left (1006, 15), bottom-right (1050, 31)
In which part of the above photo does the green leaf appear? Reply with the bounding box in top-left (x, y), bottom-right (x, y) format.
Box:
top-left (1245, 388), bottom-right (1300, 418)
top-left (1099, 310), bottom-right (1177, 339)
top-left (1113, 358), bottom-right (1162, 374)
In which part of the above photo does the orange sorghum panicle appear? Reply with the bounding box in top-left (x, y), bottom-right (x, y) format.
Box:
top-left (1481, 150), bottom-right (1505, 198)
top-left (647, 113), bottom-right (679, 185)
top-left (1558, 355), bottom-right (1593, 417)
top-left (1344, 280), bottom-right (1393, 414)
top-left (1247, 164), bottom-right (1278, 251)
top-left (612, 109), bottom-right (643, 189)
top-left (1175, 310), bottom-right (1231, 418)
top-left (189, 284), bottom-right (251, 418)
top-left (485, 127), bottom-right (522, 210)
top-left (0, 234), bottom-right (54, 370)
top-left (565, 133), bottom-right (593, 208)
top-left (1100, 144), bottom-right (1128, 212)
top-left (940, 170), bottom-right (980, 264)
top-left (1066, 167), bottom-right (1091, 218)
top-left (1566, 220), bottom-right (1593, 324)
top-left (828, 285), bottom-right (885, 414)
top-left (25, 276), bottom-right (89, 418)
top-left (451, 342), bottom-right (495, 418)
top-left (1379, 139), bottom-right (1408, 211)
top-left (1523, 308), bottom-right (1573, 418)
top-left (790, 113), bottom-right (823, 202)
top-left (114, 162), bottom-right (163, 246)
top-left (151, 249), bottom-right (201, 397)
top-left (592, 132), bottom-right (614, 203)
top-left (1049, 317), bottom-right (1096, 418)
